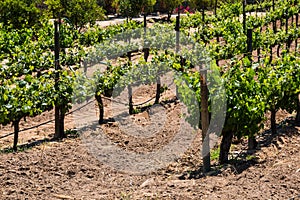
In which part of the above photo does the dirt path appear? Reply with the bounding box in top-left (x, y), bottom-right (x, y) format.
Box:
top-left (0, 124), bottom-right (299, 199)
top-left (96, 14), bottom-right (187, 27)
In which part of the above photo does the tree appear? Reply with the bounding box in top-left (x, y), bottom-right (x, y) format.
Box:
top-left (112, 0), bottom-right (156, 19)
top-left (97, 0), bottom-right (115, 14)
top-left (188, 0), bottom-right (212, 10)
top-left (156, 0), bottom-right (183, 21)
top-left (0, 0), bottom-right (42, 29)
top-left (142, 0), bottom-right (157, 14)
top-left (45, 0), bottom-right (105, 31)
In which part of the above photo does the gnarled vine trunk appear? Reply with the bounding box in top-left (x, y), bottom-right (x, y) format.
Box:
top-left (219, 130), bottom-right (234, 164)
top-left (271, 109), bottom-right (277, 135)
top-left (128, 85), bottom-right (133, 115)
top-left (155, 76), bottom-right (161, 104)
top-left (296, 93), bottom-right (300, 124)
top-left (248, 135), bottom-right (257, 150)
top-left (95, 94), bottom-right (104, 124)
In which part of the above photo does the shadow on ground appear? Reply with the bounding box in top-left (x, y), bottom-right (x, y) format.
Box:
top-left (177, 117), bottom-right (300, 180)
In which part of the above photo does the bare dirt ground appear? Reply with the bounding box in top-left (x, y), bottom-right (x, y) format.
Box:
top-left (0, 14), bottom-right (300, 200)
top-left (0, 82), bottom-right (300, 199)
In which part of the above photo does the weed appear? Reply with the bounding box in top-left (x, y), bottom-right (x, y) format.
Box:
top-left (210, 147), bottom-right (220, 161)
top-left (120, 191), bottom-right (132, 200)
top-left (246, 155), bottom-right (257, 161)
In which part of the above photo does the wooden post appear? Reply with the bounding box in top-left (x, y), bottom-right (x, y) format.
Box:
top-left (258, 27), bottom-right (262, 63)
top-left (296, 6), bottom-right (299, 28)
top-left (296, 0), bottom-right (299, 53)
top-left (216, 36), bottom-right (220, 66)
top-left (286, 10), bottom-right (290, 52)
top-left (127, 52), bottom-right (133, 115)
top-left (246, 29), bottom-right (253, 62)
top-left (54, 19), bottom-right (65, 139)
top-left (13, 119), bottom-right (20, 151)
top-left (175, 15), bottom-right (180, 99)
top-left (214, 0), bottom-right (218, 16)
top-left (200, 67), bottom-right (210, 173)
top-left (272, 0), bottom-right (276, 33)
top-left (246, 28), bottom-right (256, 149)
top-left (243, 0), bottom-right (247, 34)
top-left (143, 14), bottom-right (149, 61)
top-left (285, 9), bottom-right (289, 34)
top-left (155, 77), bottom-right (161, 104)
top-left (144, 13), bottom-right (147, 29)
top-left (202, 2), bottom-right (205, 22)
top-left (296, 0), bottom-right (298, 50)
top-left (175, 16), bottom-right (180, 52)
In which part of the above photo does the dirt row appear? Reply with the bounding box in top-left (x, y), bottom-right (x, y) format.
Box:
top-left (0, 84), bottom-right (299, 199)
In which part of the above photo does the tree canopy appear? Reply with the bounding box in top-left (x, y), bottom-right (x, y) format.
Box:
top-left (0, 0), bottom-right (42, 29)
top-left (112, 0), bottom-right (156, 18)
top-left (45, 0), bottom-right (105, 30)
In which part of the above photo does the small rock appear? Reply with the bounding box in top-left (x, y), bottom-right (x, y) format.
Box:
top-left (6, 189), bottom-right (16, 195)
top-left (19, 166), bottom-right (30, 171)
top-left (168, 183), bottom-right (175, 188)
top-left (278, 136), bottom-right (286, 144)
top-left (8, 169), bottom-right (17, 173)
top-left (86, 174), bottom-right (94, 179)
top-left (66, 170), bottom-right (76, 177)
top-left (20, 172), bottom-right (27, 176)
top-left (54, 172), bottom-right (63, 176)
top-left (46, 185), bottom-right (53, 189)
top-left (279, 175), bottom-right (286, 180)
top-left (140, 178), bottom-right (155, 188)
top-left (52, 194), bottom-right (74, 199)
top-left (142, 192), bottom-right (153, 197)
top-left (281, 184), bottom-right (287, 188)
top-left (5, 180), bottom-right (14, 186)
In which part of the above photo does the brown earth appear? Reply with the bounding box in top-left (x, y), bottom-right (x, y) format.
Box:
top-left (0, 81), bottom-right (300, 199)
top-left (1, 12), bottom-right (300, 200)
